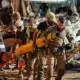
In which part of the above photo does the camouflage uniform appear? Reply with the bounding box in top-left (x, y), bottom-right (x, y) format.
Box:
top-left (44, 24), bottom-right (69, 80)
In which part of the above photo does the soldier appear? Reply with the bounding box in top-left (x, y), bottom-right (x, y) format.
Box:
top-left (44, 12), bottom-right (71, 80)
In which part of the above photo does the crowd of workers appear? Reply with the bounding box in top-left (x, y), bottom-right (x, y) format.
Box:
top-left (0, 0), bottom-right (80, 80)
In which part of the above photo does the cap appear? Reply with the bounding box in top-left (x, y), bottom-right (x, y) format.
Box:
top-left (45, 11), bottom-right (57, 23)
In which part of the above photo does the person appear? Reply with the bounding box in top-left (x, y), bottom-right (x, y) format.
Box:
top-left (12, 12), bottom-right (27, 45)
top-left (0, 0), bottom-right (15, 40)
top-left (1, 0), bottom-right (13, 26)
top-left (33, 12), bottom-right (56, 79)
top-left (26, 18), bottom-right (37, 42)
top-left (45, 16), bottom-right (68, 80)
top-left (24, 17), bottom-right (38, 79)
top-left (39, 3), bottom-right (49, 17)
top-left (3, 12), bottom-right (26, 51)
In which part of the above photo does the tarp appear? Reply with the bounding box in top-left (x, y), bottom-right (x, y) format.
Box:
top-left (29, 0), bottom-right (67, 3)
